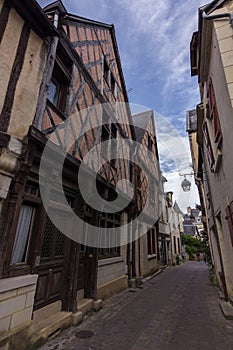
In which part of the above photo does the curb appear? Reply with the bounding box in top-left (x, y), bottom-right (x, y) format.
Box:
top-left (141, 265), bottom-right (170, 284)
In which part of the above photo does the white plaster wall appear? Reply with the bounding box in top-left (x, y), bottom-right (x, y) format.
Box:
top-left (202, 19), bottom-right (233, 296)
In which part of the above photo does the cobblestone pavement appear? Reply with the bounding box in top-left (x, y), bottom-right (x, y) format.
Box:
top-left (40, 262), bottom-right (233, 350)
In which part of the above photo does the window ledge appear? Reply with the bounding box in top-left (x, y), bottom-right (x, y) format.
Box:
top-left (147, 254), bottom-right (157, 260)
top-left (212, 149), bottom-right (222, 173)
top-left (0, 274), bottom-right (38, 293)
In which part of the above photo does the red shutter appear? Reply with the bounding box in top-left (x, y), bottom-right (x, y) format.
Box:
top-left (203, 122), bottom-right (215, 170)
top-left (226, 201), bottom-right (233, 246)
top-left (207, 78), bottom-right (222, 148)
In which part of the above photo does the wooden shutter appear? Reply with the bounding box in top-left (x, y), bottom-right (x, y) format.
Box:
top-left (207, 78), bottom-right (222, 148)
top-left (203, 122), bottom-right (215, 170)
top-left (226, 201), bottom-right (233, 246)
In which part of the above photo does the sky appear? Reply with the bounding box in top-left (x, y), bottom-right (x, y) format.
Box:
top-left (38, 0), bottom-right (207, 212)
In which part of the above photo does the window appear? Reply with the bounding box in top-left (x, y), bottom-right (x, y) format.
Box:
top-left (149, 174), bottom-right (155, 203)
top-left (147, 228), bottom-right (156, 256)
top-left (173, 236), bottom-right (177, 255)
top-left (11, 205), bottom-right (34, 264)
top-left (203, 122), bottom-right (215, 170)
top-left (48, 62), bottom-right (69, 112)
top-left (48, 79), bottom-right (61, 107)
top-left (104, 59), bottom-right (110, 83)
top-left (207, 78), bottom-right (222, 149)
top-left (101, 121), bottom-right (117, 167)
top-left (129, 161), bottom-right (134, 183)
top-left (110, 73), bottom-right (115, 92)
top-left (148, 134), bottom-right (153, 152)
top-left (98, 215), bottom-right (120, 259)
top-left (103, 57), bottom-right (117, 97)
top-left (48, 45), bottom-right (72, 113)
top-left (177, 237), bottom-right (181, 254)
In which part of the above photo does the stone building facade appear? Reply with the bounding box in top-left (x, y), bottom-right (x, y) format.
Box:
top-left (190, 0), bottom-right (233, 300)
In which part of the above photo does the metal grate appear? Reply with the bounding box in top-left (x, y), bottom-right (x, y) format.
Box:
top-left (75, 330), bottom-right (94, 339)
top-left (55, 231), bottom-right (65, 257)
top-left (41, 216), bottom-right (53, 258)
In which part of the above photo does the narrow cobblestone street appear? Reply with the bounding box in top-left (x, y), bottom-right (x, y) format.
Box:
top-left (40, 262), bottom-right (233, 350)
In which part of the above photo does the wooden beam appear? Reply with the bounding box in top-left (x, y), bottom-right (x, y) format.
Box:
top-left (0, 23), bottom-right (30, 132)
top-left (33, 36), bottom-right (59, 130)
top-left (0, 0), bottom-right (12, 45)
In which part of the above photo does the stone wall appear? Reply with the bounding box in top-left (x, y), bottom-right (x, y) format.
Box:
top-left (0, 275), bottom-right (38, 334)
top-left (97, 257), bottom-right (126, 287)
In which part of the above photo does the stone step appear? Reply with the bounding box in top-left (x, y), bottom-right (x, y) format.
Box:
top-left (77, 289), bottom-right (84, 301)
top-left (219, 301), bottom-right (233, 320)
top-left (31, 311), bottom-right (72, 345)
top-left (78, 298), bottom-right (93, 315)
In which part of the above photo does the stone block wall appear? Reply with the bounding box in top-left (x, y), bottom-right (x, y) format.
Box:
top-left (0, 275), bottom-right (38, 334)
top-left (97, 257), bottom-right (126, 287)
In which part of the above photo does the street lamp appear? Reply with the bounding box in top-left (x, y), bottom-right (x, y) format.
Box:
top-left (181, 176), bottom-right (191, 192)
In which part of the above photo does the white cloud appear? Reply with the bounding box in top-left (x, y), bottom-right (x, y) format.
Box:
top-left (155, 111), bottom-right (200, 212)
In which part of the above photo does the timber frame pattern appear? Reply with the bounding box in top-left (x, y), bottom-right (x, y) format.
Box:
top-left (0, 0), bottom-right (160, 322)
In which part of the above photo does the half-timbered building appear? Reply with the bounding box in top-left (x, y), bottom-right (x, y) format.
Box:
top-left (190, 0), bottom-right (233, 301)
top-left (132, 110), bottom-right (161, 279)
top-left (0, 0), bottom-right (137, 347)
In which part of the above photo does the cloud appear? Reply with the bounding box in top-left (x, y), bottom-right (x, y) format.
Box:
top-left (155, 111), bottom-right (200, 211)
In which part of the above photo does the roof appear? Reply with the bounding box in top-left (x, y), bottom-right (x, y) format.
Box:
top-left (13, 0), bottom-right (57, 37)
top-left (42, 1), bottom-right (135, 138)
top-left (201, 0), bottom-right (228, 15)
top-left (132, 110), bottom-right (153, 142)
top-left (174, 201), bottom-right (184, 215)
top-left (191, 0), bottom-right (229, 81)
top-left (43, 0), bottom-right (67, 15)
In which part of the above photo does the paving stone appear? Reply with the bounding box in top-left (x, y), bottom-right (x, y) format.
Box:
top-left (39, 262), bottom-right (233, 350)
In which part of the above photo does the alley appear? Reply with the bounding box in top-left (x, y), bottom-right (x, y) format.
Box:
top-left (40, 262), bottom-right (233, 350)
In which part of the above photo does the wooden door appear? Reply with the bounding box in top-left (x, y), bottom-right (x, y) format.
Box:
top-left (34, 215), bottom-right (70, 310)
top-left (77, 215), bottom-right (89, 292)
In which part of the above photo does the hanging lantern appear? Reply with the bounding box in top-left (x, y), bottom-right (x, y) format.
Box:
top-left (181, 176), bottom-right (191, 192)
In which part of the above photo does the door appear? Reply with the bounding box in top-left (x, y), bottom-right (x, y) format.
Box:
top-left (77, 215), bottom-right (89, 292)
top-left (34, 214), bottom-right (70, 310)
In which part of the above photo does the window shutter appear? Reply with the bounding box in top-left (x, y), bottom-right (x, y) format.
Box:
top-left (226, 201), bottom-right (233, 246)
top-left (203, 122), bottom-right (215, 170)
top-left (207, 78), bottom-right (222, 148)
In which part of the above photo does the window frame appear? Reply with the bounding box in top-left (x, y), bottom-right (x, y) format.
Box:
top-left (147, 228), bottom-right (156, 258)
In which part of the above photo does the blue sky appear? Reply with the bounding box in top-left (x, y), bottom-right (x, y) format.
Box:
top-left (38, 0), bottom-right (207, 211)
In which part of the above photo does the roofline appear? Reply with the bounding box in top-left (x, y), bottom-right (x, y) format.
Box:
top-left (43, 0), bottom-right (67, 15)
top-left (64, 13), bottom-right (112, 29)
top-left (133, 109), bottom-right (153, 118)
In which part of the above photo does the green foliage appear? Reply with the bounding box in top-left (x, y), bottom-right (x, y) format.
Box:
top-left (181, 235), bottom-right (203, 248)
top-left (182, 234), bottom-right (209, 261)
top-left (185, 245), bottom-right (195, 260)
top-left (176, 255), bottom-right (180, 265)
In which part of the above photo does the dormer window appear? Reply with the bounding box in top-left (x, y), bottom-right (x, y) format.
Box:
top-left (48, 44), bottom-right (72, 113)
top-left (103, 57), bottom-right (117, 98)
top-left (104, 59), bottom-right (110, 83)
top-left (48, 62), bottom-right (69, 112)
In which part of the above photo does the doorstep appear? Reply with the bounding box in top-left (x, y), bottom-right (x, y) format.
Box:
top-left (78, 298), bottom-right (94, 316)
top-left (30, 311), bottom-right (72, 347)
